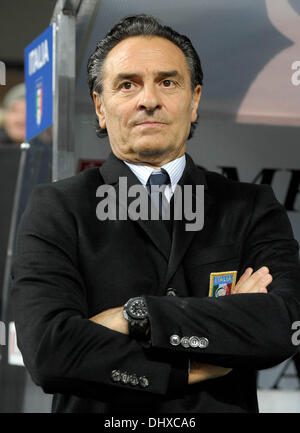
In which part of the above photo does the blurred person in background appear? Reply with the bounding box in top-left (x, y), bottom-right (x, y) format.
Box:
top-left (0, 83), bottom-right (26, 146)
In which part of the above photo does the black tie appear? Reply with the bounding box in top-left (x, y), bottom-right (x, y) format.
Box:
top-left (147, 170), bottom-right (170, 219)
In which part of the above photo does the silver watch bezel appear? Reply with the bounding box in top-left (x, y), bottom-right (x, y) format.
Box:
top-left (123, 297), bottom-right (148, 321)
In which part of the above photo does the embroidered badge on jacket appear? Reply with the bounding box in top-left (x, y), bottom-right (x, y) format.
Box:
top-left (209, 271), bottom-right (237, 297)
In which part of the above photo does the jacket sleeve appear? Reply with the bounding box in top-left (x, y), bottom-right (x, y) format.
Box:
top-left (11, 184), bottom-right (188, 400)
top-left (145, 185), bottom-right (300, 370)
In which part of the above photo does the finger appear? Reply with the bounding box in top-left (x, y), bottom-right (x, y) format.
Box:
top-left (255, 266), bottom-right (269, 278)
top-left (259, 288), bottom-right (268, 293)
top-left (232, 268), bottom-right (253, 294)
top-left (260, 273), bottom-right (273, 287)
top-left (234, 267), bottom-right (271, 294)
top-left (234, 267), bottom-right (264, 293)
top-left (241, 271), bottom-right (272, 293)
top-left (238, 267), bottom-right (253, 283)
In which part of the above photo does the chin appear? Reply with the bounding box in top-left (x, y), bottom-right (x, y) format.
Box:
top-left (133, 140), bottom-right (169, 157)
top-left (137, 148), bottom-right (167, 158)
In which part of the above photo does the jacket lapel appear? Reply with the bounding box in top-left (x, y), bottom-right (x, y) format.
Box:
top-left (161, 153), bottom-right (209, 289)
top-left (99, 153), bottom-right (171, 261)
top-left (99, 152), bottom-right (209, 286)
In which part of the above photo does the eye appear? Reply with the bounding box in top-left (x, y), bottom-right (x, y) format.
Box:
top-left (120, 81), bottom-right (134, 90)
top-left (161, 79), bottom-right (175, 88)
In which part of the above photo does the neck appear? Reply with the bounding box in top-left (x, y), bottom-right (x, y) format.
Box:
top-left (119, 150), bottom-right (186, 168)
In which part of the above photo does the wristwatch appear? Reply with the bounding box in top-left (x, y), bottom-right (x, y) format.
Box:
top-left (123, 296), bottom-right (150, 340)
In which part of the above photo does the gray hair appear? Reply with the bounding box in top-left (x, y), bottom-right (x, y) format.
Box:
top-left (3, 83), bottom-right (25, 110)
top-left (87, 14), bottom-right (203, 140)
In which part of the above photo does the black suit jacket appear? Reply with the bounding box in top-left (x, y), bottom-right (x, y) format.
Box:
top-left (11, 152), bottom-right (300, 413)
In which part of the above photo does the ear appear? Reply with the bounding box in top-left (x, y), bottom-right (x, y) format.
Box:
top-left (93, 91), bottom-right (106, 129)
top-left (190, 85), bottom-right (202, 123)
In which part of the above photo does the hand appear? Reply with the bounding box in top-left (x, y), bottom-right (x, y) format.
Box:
top-left (188, 361), bottom-right (232, 385)
top-left (90, 266), bottom-right (272, 384)
top-left (188, 265), bottom-right (272, 385)
top-left (89, 306), bottom-right (129, 334)
top-left (232, 266), bottom-right (272, 294)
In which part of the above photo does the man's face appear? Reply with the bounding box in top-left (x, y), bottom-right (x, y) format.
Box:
top-left (4, 99), bottom-right (26, 144)
top-left (93, 36), bottom-right (201, 167)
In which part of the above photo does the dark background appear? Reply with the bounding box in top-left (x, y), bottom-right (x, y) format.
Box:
top-left (0, 0), bottom-right (56, 104)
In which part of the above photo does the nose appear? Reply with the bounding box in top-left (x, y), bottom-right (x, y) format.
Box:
top-left (137, 83), bottom-right (162, 112)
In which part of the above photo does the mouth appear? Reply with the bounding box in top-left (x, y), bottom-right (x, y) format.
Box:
top-left (134, 121), bottom-right (167, 128)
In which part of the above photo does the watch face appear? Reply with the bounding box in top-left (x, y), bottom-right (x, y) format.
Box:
top-left (127, 298), bottom-right (148, 320)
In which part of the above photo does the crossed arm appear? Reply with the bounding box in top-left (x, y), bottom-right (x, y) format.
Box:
top-left (12, 183), bottom-right (300, 399)
top-left (90, 266), bottom-right (273, 384)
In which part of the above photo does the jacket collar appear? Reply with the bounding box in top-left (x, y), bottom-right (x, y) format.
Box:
top-left (99, 152), bottom-right (207, 189)
top-left (99, 152), bottom-right (209, 285)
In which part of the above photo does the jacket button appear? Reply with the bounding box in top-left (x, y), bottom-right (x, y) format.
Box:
top-left (170, 334), bottom-right (181, 346)
top-left (166, 288), bottom-right (177, 296)
top-left (111, 369), bottom-right (121, 382)
top-left (129, 374), bottom-right (139, 386)
top-left (189, 336), bottom-right (200, 348)
top-left (121, 371), bottom-right (130, 384)
top-left (199, 337), bottom-right (209, 348)
top-left (181, 336), bottom-right (190, 348)
top-left (139, 376), bottom-right (149, 388)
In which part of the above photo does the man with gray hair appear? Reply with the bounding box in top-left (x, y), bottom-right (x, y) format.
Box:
top-left (0, 83), bottom-right (26, 145)
top-left (12, 15), bottom-right (300, 413)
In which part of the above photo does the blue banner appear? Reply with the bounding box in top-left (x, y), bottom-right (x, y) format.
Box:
top-left (25, 24), bottom-right (54, 140)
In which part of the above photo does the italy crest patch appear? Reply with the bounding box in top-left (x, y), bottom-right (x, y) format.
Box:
top-left (209, 271), bottom-right (237, 297)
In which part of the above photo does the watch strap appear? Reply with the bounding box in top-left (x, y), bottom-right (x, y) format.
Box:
top-left (128, 317), bottom-right (150, 341)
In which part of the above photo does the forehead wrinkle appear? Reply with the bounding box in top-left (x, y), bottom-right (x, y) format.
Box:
top-left (113, 70), bottom-right (183, 82)
top-left (102, 36), bottom-right (190, 85)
